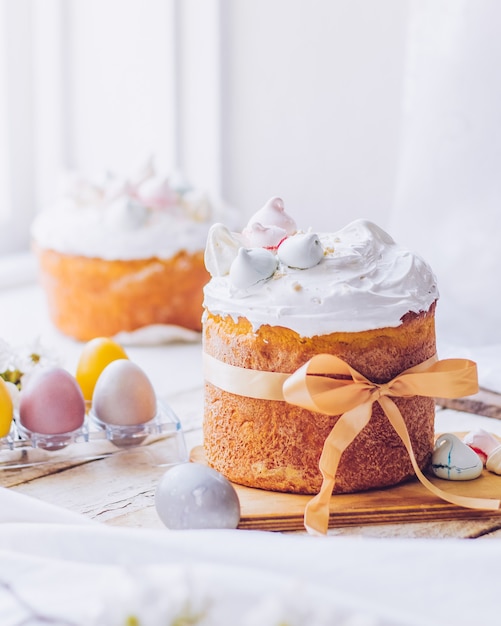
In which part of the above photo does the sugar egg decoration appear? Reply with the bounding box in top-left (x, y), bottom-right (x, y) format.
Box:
top-left (76, 337), bottom-right (128, 402)
top-left (155, 463), bottom-right (241, 530)
top-left (19, 367), bottom-right (86, 436)
top-left (91, 359), bottom-right (157, 426)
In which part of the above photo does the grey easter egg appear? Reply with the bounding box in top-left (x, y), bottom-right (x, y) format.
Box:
top-left (155, 463), bottom-right (241, 530)
top-left (92, 359), bottom-right (157, 426)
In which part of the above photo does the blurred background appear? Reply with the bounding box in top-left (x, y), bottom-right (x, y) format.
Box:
top-left (0, 0), bottom-right (500, 350)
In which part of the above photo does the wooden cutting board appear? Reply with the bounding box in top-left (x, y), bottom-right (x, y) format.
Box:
top-left (190, 441), bottom-right (501, 531)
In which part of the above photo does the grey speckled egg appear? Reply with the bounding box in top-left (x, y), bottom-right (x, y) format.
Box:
top-left (155, 463), bottom-right (241, 530)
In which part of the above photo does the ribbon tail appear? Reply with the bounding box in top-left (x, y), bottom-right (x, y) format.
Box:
top-left (304, 402), bottom-right (373, 535)
top-left (379, 397), bottom-right (501, 511)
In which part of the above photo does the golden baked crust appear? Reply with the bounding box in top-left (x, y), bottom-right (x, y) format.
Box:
top-left (35, 246), bottom-right (209, 341)
top-left (203, 303), bottom-right (437, 494)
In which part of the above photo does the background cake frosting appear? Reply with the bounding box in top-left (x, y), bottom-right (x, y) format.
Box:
top-left (32, 160), bottom-right (219, 261)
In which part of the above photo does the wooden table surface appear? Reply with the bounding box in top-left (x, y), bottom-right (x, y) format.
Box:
top-left (2, 283), bottom-right (501, 539)
top-left (3, 387), bottom-right (501, 540)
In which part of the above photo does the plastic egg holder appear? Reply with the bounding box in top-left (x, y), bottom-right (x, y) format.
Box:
top-left (0, 399), bottom-right (187, 470)
top-left (88, 401), bottom-right (175, 448)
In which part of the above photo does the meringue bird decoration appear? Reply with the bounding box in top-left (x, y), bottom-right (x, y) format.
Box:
top-left (205, 223), bottom-right (241, 277)
top-left (104, 197), bottom-right (149, 231)
top-left (464, 429), bottom-right (501, 475)
top-left (277, 232), bottom-right (324, 269)
top-left (431, 433), bottom-right (483, 480)
top-left (246, 196), bottom-right (297, 235)
top-left (229, 247), bottom-right (278, 290)
top-left (205, 196), bottom-right (325, 288)
top-left (136, 174), bottom-right (178, 211)
top-left (241, 222), bottom-right (287, 249)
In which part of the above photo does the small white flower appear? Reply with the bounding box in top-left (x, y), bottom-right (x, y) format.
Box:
top-left (0, 336), bottom-right (60, 391)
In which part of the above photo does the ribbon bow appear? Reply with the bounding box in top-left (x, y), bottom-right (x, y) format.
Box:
top-left (203, 352), bottom-right (501, 535)
top-left (282, 354), bottom-right (500, 534)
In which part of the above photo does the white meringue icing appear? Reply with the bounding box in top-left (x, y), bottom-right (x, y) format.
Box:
top-left (102, 177), bottom-right (134, 204)
top-left (129, 156), bottom-right (156, 187)
top-left (203, 214), bottom-right (438, 336)
top-left (229, 248), bottom-right (278, 291)
top-left (205, 223), bottom-right (241, 277)
top-left (431, 433), bottom-right (483, 481)
top-left (104, 197), bottom-right (148, 231)
top-left (246, 197), bottom-right (297, 235)
top-left (241, 222), bottom-right (287, 249)
top-left (277, 232), bottom-right (324, 269)
top-left (60, 174), bottom-right (104, 207)
top-left (136, 175), bottom-right (178, 211)
top-left (180, 189), bottom-right (213, 222)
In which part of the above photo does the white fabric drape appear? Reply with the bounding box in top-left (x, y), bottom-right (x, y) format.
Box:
top-left (1, 488), bottom-right (501, 625)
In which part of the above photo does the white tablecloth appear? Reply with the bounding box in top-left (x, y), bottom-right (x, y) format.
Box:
top-left (0, 488), bottom-right (500, 626)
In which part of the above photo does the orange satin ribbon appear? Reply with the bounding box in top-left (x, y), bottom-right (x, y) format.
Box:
top-left (203, 352), bottom-right (501, 535)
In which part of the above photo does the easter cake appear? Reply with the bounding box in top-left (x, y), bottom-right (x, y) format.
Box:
top-left (31, 160), bottom-right (228, 342)
top-left (202, 198), bottom-right (439, 495)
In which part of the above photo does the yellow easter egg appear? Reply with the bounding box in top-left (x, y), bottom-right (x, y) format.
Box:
top-left (0, 377), bottom-right (14, 438)
top-left (76, 337), bottom-right (128, 401)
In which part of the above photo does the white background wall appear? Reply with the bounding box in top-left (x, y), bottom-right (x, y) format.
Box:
top-left (1, 0), bottom-right (500, 346)
top-left (220, 0), bottom-right (409, 230)
top-left (2, 0), bottom-right (410, 235)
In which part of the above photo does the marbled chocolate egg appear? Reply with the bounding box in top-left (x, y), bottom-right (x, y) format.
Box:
top-left (431, 433), bottom-right (483, 480)
top-left (155, 463), bottom-right (241, 530)
top-left (19, 367), bottom-right (85, 435)
top-left (92, 359), bottom-right (157, 426)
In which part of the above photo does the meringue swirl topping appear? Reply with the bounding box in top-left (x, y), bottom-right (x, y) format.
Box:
top-left (203, 197), bottom-right (438, 336)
